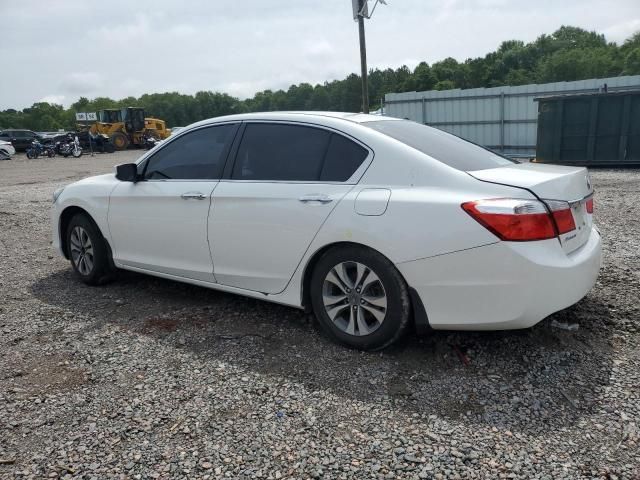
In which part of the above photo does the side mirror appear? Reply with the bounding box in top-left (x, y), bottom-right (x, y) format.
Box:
top-left (115, 163), bottom-right (139, 182)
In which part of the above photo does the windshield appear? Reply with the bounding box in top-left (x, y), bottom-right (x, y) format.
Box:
top-left (364, 120), bottom-right (517, 171)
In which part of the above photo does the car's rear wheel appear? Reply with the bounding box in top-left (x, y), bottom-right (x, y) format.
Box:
top-left (310, 245), bottom-right (411, 350)
top-left (66, 214), bottom-right (115, 285)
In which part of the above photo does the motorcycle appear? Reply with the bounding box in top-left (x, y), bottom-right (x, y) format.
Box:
top-left (58, 134), bottom-right (83, 158)
top-left (26, 139), bottom-right (55, 159)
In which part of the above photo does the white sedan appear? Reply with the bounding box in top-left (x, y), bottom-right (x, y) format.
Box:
top-left (51, 112), bottom-right (601, 350)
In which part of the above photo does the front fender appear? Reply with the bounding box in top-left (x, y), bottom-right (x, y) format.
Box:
top-left (51, 174), bottom-right (119, 256)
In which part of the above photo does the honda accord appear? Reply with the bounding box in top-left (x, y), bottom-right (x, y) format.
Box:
top-left (51, 112), bottom-right (601, 350)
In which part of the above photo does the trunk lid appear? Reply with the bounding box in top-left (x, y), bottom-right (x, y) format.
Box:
top-left (468, 163), bottom-right (594, 253)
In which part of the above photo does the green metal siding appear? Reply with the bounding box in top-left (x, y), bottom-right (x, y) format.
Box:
top-left (535, 91), bottom-right (640, 166)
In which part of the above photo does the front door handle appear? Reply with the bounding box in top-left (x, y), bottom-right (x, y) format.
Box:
top-left (181, 192), bottom-right (207, 200)
top-left (299, 194), bottom-right (333, 204)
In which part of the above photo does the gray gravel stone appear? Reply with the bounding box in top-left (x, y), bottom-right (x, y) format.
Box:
top-left (0, 154), bottom-right (639, 479)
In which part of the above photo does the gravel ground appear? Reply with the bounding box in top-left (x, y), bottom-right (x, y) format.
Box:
top-left (0, 152), bottom-right (638, 479)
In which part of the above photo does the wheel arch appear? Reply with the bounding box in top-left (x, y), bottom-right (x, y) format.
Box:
top-left (299, 241), bottom-right (431, 333)
top-left (59, 206), bottom-right (113, 264)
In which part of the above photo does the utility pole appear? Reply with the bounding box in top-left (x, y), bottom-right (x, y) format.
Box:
top-left (353, 0), bottom-right (386, 114)
top-left (357, 0), bottom-right (369, 114)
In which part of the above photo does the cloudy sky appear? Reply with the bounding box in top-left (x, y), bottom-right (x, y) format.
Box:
top-left (1, 0), bottom-right (639, 109)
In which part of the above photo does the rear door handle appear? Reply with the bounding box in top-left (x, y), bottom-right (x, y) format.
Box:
top-left (181, 192), bottom-right (207, 200)
top-left (299, 194), bottom-right (333, 204)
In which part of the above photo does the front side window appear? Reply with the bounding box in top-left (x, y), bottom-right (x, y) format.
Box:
top-left (143, 124), bottom-right (237, 180)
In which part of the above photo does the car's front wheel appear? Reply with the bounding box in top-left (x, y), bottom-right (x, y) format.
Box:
top-left (310, 245), bottom-right (411, 350)
top-left (66, 214), bottom-right (115, 285)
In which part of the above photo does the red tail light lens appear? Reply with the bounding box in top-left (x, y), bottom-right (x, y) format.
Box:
top-left (545, 200), bottom-right (576, 235)
top-left (462, 199), bottom-right (557, 241)
top-left (586, 197), bottom-right (594, 214)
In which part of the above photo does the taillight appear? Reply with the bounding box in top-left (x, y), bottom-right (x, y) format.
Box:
top-left (586, 197), bottom-right (594, 214)
top-left (545, 200), bottom-right (576, 235)
top-left (461, 199), bottom-right (556, 241)
top-left (462, 198), bottom-right (578, 241)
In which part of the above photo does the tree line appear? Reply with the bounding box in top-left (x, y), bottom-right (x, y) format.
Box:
top-left (1, 26), bottom-right (639, 131)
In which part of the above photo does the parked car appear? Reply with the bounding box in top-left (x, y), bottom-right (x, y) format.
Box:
top-left (0, 129), bottom-right (44, 151)
top-left (0, 139), bottom-right (16, 157)
top-left (51, 112), bottom-right (601, 350)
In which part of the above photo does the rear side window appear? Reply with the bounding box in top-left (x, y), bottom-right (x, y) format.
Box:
top-left (144, 124), bottom-right (237, 180)
top-left (365, 120), bottom-right (516, 171)
top-left (232, 123), bottom-right (369, 182)
top-left (233, 124), bottom-right (330, 181)
top-left (320, 134), bottom-right (369, 181)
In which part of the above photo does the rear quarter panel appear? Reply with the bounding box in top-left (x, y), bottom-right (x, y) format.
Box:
top-left (274, 142), bottom-right (539, 306)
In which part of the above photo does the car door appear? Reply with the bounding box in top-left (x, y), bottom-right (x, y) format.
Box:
top-left (15, 131), bottom-right (34, 150)
top-left (108, 123), bottom-right (239, 282)
top-left (209, 122), bottom-right (371, 294)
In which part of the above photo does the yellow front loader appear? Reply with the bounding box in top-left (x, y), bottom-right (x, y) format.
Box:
top-left (80, 107), bottom-right (170, 150)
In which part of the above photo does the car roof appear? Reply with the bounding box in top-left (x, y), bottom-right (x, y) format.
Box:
top-left (187, 111), bottom-right (402, 129)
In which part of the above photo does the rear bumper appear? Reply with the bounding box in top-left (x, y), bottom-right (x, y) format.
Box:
top-left (397, 227), bottom-right (601, 330)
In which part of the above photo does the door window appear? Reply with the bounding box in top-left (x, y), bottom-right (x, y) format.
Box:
top-left (232, 124), bottom-right (331, 181)
top-left (143, 124), bottom-right (237, 180)
top-left (232, 123), bottom-right (368, 182)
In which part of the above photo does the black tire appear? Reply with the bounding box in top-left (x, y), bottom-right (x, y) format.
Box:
top-left (26, 149), bottom-right (36, 159)
top-left (47, 149), bottom-right (55, 158)
top-left (110, 132), bottom-right (129, 150)
top-left (66, 213), bottom-right (115, 286)
top-left (310, 245), bottom-right (411, 351)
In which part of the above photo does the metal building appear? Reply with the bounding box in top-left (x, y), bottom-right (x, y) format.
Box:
top-left (384, 75), bottom-right (640, 158)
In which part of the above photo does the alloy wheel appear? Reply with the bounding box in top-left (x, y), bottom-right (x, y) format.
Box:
top-left (69, 226), bottom-right (94, 275)
top-left (322, 261), bottom-right (387, 336)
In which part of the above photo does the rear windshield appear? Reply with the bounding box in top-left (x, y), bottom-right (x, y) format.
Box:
top-left (364, 120), bottom-right (516, 171)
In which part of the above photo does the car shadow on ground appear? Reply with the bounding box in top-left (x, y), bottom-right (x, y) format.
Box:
top-left (31, 267), bottom-right (615, 435)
